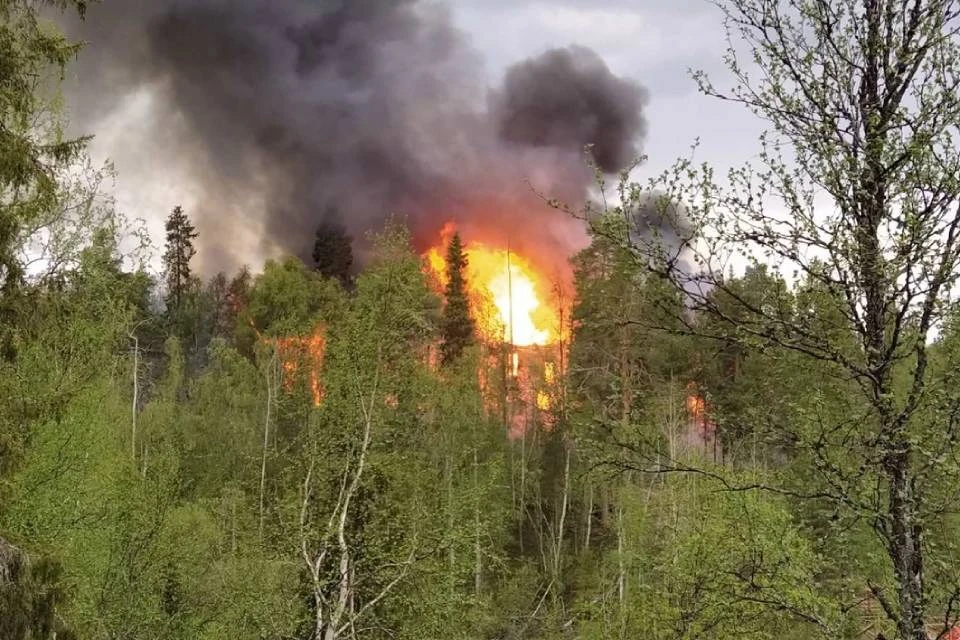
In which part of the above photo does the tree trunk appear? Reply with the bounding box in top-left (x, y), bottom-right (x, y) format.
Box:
top-left (584, 483), bottom-right (593, 553)
top-left (553, 443), bottom-right (571, 580)
top-left (446, 454), bottom-right (455, 573)
top-left (259, 352), bottom-right (275, 542)
top-left (130, 332), bottom-right (139, 461)
top-left (473, 447), bottom-right (482, 595)
top-left (617, 504), bottom-right (625, 605)
top-left (886, 448), bottom-right (926, 640)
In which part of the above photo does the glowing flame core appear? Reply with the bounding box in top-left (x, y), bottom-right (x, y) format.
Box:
top-left (426, 228), bottom-right (559, 347)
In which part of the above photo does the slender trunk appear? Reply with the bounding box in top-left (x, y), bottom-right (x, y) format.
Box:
top-left (519, 419), bottom-right (526, 555)
top-left (553, 443), bottom-right (571, 579)
top-left (617, 504), bottom-right (625, 605)
top-left (503, 343), bottom-right (517, 539)
top-left (130, 333), bottom-right (139, 461)
top-left (349, 563), bottom-right (357, 640)
top-left (327, 372), bottom-right (377, 639)
top-left (315, 591), bottom-right (325, 640)
top-left (325, 546), bottom-right (351, 640)
top-left (473, 447), bottom-right (482, 595)
top-left (584, 484), bottom-right (593, 553)
top-left (854, 15), bottom-right (926, 637)
top-left (259, 353), bottom-right (275, 542)
top-left (446, 454), bottom-right (455, 572)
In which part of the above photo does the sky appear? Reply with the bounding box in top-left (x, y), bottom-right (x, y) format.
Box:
top-left (73, 0), bottom-right (768, 272)
top-left (450, 0), bottom-right (764, 175)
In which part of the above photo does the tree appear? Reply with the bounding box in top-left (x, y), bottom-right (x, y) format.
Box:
top-left (162, 206), bottom-right (198, 314)
top-left (591, 2), bottom-right (960, 639)
top-left (0, 0), bottom-right (91, 360)
top-left (299, 221), bottom-right (438, 640)
top-left (0, 0), bottom-right (89, 297)
top-left (312, 215), bottom-right (354, 287)
top-left (0, 539), bottom-right (75, 640)
top-left (439, 232), bottom-right (475, 365)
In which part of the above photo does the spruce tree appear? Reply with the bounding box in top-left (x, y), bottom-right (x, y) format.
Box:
top-left (312, 215), bottom-right (353, 287)
top-left (439, 232), bottom-right (474, 365)
top-left (162, 205), bottom-right (198, 314)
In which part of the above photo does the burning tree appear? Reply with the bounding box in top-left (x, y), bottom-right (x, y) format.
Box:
top-left (298, 223), bottom-right (437, 640)
top-left (439, 231), bottom-right (475, 365)
top-left (587, 2), bottom-right (960, 639)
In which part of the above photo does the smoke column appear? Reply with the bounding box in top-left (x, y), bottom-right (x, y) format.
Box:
top-left (63, 0), bottom-right (648, 273)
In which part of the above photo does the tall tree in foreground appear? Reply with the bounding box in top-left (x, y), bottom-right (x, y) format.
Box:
top-left (0, 0), bottom-right (90, 359)
top-left (439, 232), bottom-right (475, 365)
top-left (299, 222), bottom-right (436, 640)
top-left (162, 205), bottom-right (198, 314)
top-left (0, 3), bottom-right (92, 635)
top-left (312, 215), bottom-right (354, 288)
top-left (587, 2), bottom-right (960, 639)
top-left (0, 0), bottom-right (89, 293)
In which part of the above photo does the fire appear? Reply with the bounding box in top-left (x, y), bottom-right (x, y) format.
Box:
top-left (425, 225), bottom-right (560, 347)
top-left (536, 390), bottom-right (550, 411)
top-left (267, 327), bottom-right (326, 407)
top-left (685, 390), bottom-right (705, 422)
top-left (544, 362), bottom-right (556, 385)
top-left (685, 381), bottom-right (715, 441)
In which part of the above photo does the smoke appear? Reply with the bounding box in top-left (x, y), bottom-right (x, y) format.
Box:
top-left (496, 45), bottom-right (646, 173)
top-left (625, 191), bottom-right (704, 298)
top-left (63, 0), bottom-right (649, 274)
top-left (627, 192), bottom-right (694, 255)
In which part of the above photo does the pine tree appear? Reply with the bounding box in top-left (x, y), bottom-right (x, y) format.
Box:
top-left (312, 216), bottom-right (353, 287)
top-left (162, 206), bottom-right (198, 314)
top-left (439, 232), bottom-right (474, 365)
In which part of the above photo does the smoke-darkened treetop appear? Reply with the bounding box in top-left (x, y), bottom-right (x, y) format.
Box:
top-left (64, 0), bottom-right (649, 271)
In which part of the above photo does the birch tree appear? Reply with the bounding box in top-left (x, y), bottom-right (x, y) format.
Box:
top-left (589, 1), bottom-right (960, 638)
top-left (298, 222), bottom-right (435, 640)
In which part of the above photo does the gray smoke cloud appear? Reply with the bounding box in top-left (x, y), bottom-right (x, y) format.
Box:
top-left (495, 45), bottom-right (646, 173)
top-left (63, 0), bottom-right (649, 273)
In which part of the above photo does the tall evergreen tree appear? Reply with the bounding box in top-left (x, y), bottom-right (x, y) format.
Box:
top-left (439, 232), bottom-right (474, 365)
top-left (0, 0), bottom-right (89, 298)
top-left (0, 0), bottom-right (90, 360)
top-left (312, 216), bottom-right (353, 287)
top-left (162, 206), bottom-right (198, 314)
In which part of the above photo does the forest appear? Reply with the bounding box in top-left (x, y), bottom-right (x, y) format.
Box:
top-left (6, 1), bottom-right (960, 640)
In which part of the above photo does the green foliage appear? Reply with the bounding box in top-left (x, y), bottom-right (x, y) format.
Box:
top-left (0, 539), bottom-right (75, 640)
top-left (575, 475), bottom-right (837, 640)
top-left (0, 0), bottom-right (89, 295)
top-left (246, 255), bottom-right (344, 335)
top-left (12, 3), bottom-right (960, 637)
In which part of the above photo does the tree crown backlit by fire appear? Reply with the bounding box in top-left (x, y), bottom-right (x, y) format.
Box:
top-left (424, 223), bottom-right (562, 348)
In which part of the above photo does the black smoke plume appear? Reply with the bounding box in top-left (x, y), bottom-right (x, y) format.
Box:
top-left (63, 0), bottom-right (649, 272)
top-left (495, 45), bottom-right (646, 173)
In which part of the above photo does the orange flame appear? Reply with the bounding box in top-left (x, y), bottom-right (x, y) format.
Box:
top-left (685, 381), bottom-right (716, 440)
top-left (685, 390), bottom-right (705, 422)
top-left (425, 224), bottom-right (561, 347)
top-left (267, 327), bottom-right (326, 407)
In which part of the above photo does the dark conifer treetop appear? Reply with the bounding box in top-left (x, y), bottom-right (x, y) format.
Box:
top-left (162, 205), bottom-right (198, 313)
top-left (439, 231), bottom-right (475, 365)
top-left (312, 216), bottom-right (354, 288)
